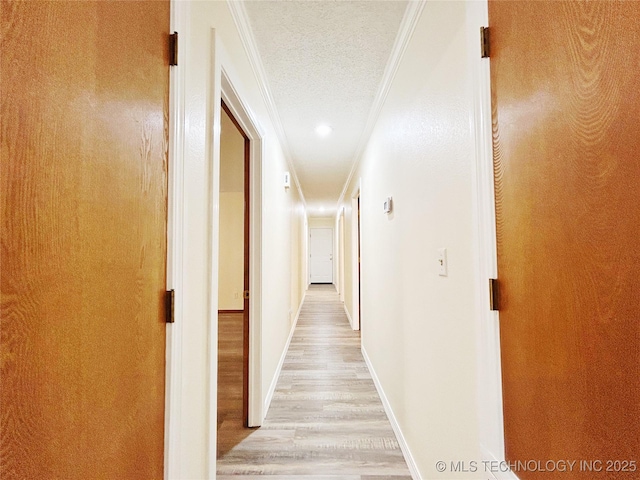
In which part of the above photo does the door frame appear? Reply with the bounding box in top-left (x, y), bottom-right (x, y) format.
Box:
top-left (466, 0), bottom-right (510, 475)
top-left (164, 24), bottom-right (265, 478)
top-left (164, 1), bottom-right (187, 478)
top-left (337, 208), bottom-right (345, 302)
top-left (220, 69), bottom-right (264, 430)
top-left (219, 98), bottom-right (251, 426)
top-left (350, 179), bottom-right (362, 331)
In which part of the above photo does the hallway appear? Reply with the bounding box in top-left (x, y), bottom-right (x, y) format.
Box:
top-left (217, 285), bottom-right (412, 479)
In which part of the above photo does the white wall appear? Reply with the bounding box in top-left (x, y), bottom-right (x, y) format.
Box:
top-left (218, 108), bottom-right (245, 311)
top-left (338, 2), bottom-right (484, 478)
top-left (174, 1), bottom-right (307, 477)
top-left (218, 192), bottom-right (244, 310)
top-left (290, 202), bottom-right (307, 324)
top-left (308, 217), bottom-right (334, 229)
top-left (259, 129), bottom-right (305, 415)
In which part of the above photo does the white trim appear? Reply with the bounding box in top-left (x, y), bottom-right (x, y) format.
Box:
top-left (466, 0), bottom-right (506, 466)
top-left (481, 446), bottom-right (521, 480)
top-left (337, 0), bottom-right (426, 208)
top-left (263, 292), bottom-right (306, 416)
top-left (343, 303), bottom-right (354, 330)
top-left (206, 28), bottom-right (222, 480)
top-left (164, 1), bottom-right (188, 478)
top-left (302, 214), bottom-right (310, 294)
top-left (337, 210), bottom-right (345, 302)
top-left (334, 221), bottom-right (340, 289)
top-left (220, 68), bottom-right (265, 428)
top-left (303, 214), bottom-right (310, 292)
top-left (361, 346), bottom-right (421, 480)
top-left (226, 0), bottom-right (306, 209)
top-left (350, 179), bottom-right (361, 331)
top-left (203, 27), bottom-right (271, 477)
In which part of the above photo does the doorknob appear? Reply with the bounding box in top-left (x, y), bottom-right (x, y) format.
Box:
top-left (330, 254), bottom-right (333, 260)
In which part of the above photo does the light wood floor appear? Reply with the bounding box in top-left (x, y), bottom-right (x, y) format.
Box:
top-left (217, 284), bottom-right (412, 480)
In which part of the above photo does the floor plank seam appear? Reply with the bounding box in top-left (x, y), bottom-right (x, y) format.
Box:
top-left (217, 285), bottom-right (412, 478)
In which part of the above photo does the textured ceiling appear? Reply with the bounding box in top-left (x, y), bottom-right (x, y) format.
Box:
top-left (243, 0), bottom-right (408, 216)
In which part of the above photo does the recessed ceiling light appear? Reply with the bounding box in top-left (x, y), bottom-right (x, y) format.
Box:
top-left (315, 124), bottom-right (332, 137)
top-left (319, 206), bottom-right (325, 212)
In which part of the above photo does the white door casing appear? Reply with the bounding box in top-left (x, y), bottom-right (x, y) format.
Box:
top-left (466, 0), bottom-right (509, 475)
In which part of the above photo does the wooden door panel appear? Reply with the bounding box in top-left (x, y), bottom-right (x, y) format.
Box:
top-left (490, 1), bottom-right (640, 478)
top-left (1, 1), bottom-right (169, 478)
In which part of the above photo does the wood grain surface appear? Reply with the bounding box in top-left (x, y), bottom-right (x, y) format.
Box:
top-left (1, 2), bottom-right (169, 478)
top-left (218, 312), bottom-right (253, 457)
top-left (216, 285), bottom-right (411, 478)
top-left (490, 1), bottom-right (640, 478)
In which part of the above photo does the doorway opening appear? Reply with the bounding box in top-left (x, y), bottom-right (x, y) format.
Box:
top-left (350, 184), bottom-right (362, 332)
top-left (357, 195), bottom-right (361, 331)
top-left (217, 100), bottom-right (251, 457)
top-left (338, 210), bottom-right (345, 302)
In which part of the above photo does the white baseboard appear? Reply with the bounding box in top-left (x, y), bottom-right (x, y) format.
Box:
top-left (263, 292), bottom-right (306, 416)
top-left (343, 302), bottom-right (355, 330)
top-left (361, 346), bottom-right (422, 480)
top-left (481, 445), bottom-right (520, 480)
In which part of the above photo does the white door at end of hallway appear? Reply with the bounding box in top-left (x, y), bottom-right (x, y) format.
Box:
top-left (309, 228), bottom-right (333, 283)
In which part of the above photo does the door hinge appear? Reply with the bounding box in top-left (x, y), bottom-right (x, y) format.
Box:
top-left (480, 26), bottom-right (490, 58)
top-left (169, 32), bottom-right (178, 66)
top-left (489, 278), bottom-right (499, 311)
top-left (243, 290), bottom-right (250, 300)
top-left (165, 289), bottom-right (176, 323)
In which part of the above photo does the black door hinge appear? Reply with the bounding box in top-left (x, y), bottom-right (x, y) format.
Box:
top-left (169, 32), bottom-right (178, 66)
top-left (489, 278), bottom-right (499, 311)
top-left (165, 289), bottom-right (175, 323)
top-left (480, 26), bottom-right (490, 58)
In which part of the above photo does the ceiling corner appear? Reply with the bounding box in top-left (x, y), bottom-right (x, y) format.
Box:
top-left (226, 0), bottom-right (306, 205)
top-left (336, 0), bottom-right (427, 209)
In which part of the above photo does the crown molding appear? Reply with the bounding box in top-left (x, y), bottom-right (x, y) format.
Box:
top-left (337, 0), bottom-right (427, 207)
top-left (227, 0), bottom-right (307, 207)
